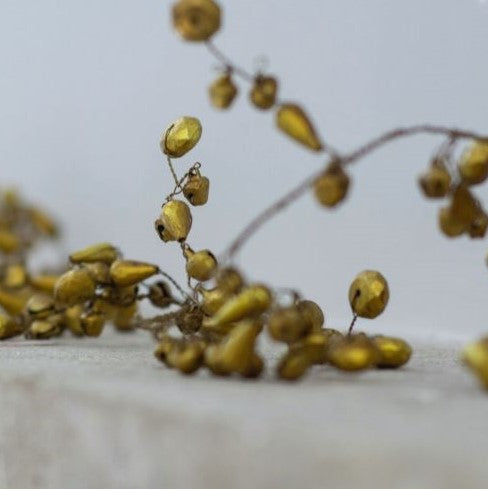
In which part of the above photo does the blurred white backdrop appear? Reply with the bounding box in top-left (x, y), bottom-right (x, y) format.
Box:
top-left (1, 0), bottom-right (487, 337)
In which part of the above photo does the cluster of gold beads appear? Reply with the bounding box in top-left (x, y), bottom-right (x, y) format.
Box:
top-left (418, 142), bottom-right (488, 239)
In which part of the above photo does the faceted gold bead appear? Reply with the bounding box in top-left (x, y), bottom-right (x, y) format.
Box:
top-left (463, 337), bottom-right (488, 389)
top-left (277, 350), bottom-right (311, 381)
top-left (217, 320), bottom-right (261, 374)
top-left (113, 303), bottom-right (138, 331)
top-left (162, 117), bottom-right (202, 158)
top-left (64, 305), bottom-right (84, 336)
top-left (276, 103), bottom-right (323, 152)
top-left (69, 243), bottom-right (119, 265)
top-left (175, 306), bottom-right (203, 334)
top-left (172, 0), bottom-right (221, 42)
top-left (26, 294), bottom-right (55, 319)
top-left (313, 163), bottom-right (350, 207)
top-left (216, 267), bottom-right (244, 294)
top-left (0, 288), bottom-right (28, 315)
top-left (418, 161), bottom-right (451, 198)
top-left (183, 174), bottom-right (210, 206)
top-left (250, 75), bottom-right (278, 110)
top-left (109, 259), bottom-right (158, 287)
top-left (54, 269), bottom-right (96, 306)
top-left (372, 335), bottom-right (412, 368)
top-left (29, 208), bottom-right (58, 237)
top-left (197, 285), bottom-right (230, 315)
top-left (0, 230), bottom-right (20, 254)
top-left (458, 142), bottom-right (488, 186)
top-left (438, 207), bottom-right (466, 238)
top-left (349, 270), bottom-right (389, 319)
top-left (184, 248), bottom-right (217, 281)
top-left (155, 200), bottom-right (192, 242)
top-left (206, 284), bottom-right (272, 327)
top-left (148, 281), bottom-right (174, 309)
top-left (327, 334), bottom-right (379, 371)
top-left (296, 300), bottom-right (324, 332)
top-left (81, 312), bottom-right (105, 337)
top-left (267, 306), bottom-right (310, 343)
top-left (84, 262), bottom-right (112, 285)
top-left (30, 274), bottom-right (60, 295)
top-left (3, 264), bottom-right (27, 289)
top-left (0, 313), bottom-right (23, 340)
top-left (209, 73), bottom-right (238, 109)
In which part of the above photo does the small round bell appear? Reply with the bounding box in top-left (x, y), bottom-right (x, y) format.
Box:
top-left (172, 0), bottom-right (221, 42)
top-left (155, 200), bottom-right (192, 242)
top-left (349, 270), bottom-right (389, 319)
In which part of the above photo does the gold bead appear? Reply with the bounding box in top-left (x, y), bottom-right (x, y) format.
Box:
top-left (327, 334), bottom-right (379, 371)
top-left (64, 305), bottom-right (84, 336)
top-left (0, 313), bottom-right (23, 340)
top-left (349, 270), bottom-right (389, 319)
top-left (172, 0), bottom-right (221, 42)
top-left (469, 210), bottom-right (488, 239)
top-left (292, 331), bottom-right (329, 364)
top-left (438, 206), bottom-right (466, 238)
top-left (109, 259), bottom-right (159, 287)
top-left (215, 267), bottom-right (244, 294)
top-left (0, 288), bottom-right (28, 315)
top-left (183, 174), bottom-right (210, 206)
top-left (154, 336), bottom-right (176, 365)
top-left (69, 242), bottom-right (119, 265)
top-left (175, 305), bottom-right (203, 334)
top-left (267, 306), bottom-right (310, 343)
top-left (113, 303), bottom-right (138, 331)
top-left (83, 262), bottom-right (112, 285)
top-left (3, 264), bottom-right (27, 289)
top-left (450, 184), bottom-right (478, 228)
top-left (313, 163), bottom-right (350, 207)
top-left (26, 294), bottom-right (55, 319)
top-left (184, 248), bottom-right (217, 281)
top-left (167, 340), bottom-right (205, 375)
top-left (30, 274), bottom-right (61, 295)
top-left (197, 285), bottom-right (230, 315)
top-left (206, 284), bottom-right (272, 327)
top-left (148, 281), bottom-right (174, 309)
top-left (155, 200), bottom-right (192, 242)
top-left (81, 311), bottom-right (105, 337)
top-left (250, 75), bottom-right (278, 110)
top-left (240, 353), bottom-right (264, 378)
top-left (372, 335), bottom-right (412, 368)
top-left (54, 269), bottom-right (96, 306)
top-left (0, 230), bottom-right (20, 254)
top-left (277, 350), bottom-right (311, 381)
top-left (463, 337), bottom-right (488, 389)
top-left (204, 344), bottom-right (229, 376)
top-left (101, 285), bottom-right (138, 307)
top-left (458, 142), bottom-right (488, 186)
top-left (161, 117), bottom-right (202, 158)
top-left (209, 73), bottom-right (238, 109)
top-left (27, 316), bottom-right (63, 339)
top-left (29, 208), bottom-right (58, 237)
top-left (275, 103), bottom-right (323, 152)
top-left (418, 160), bottom-right (451, 198)
top-left (296, 300), bottom-right (324, 332)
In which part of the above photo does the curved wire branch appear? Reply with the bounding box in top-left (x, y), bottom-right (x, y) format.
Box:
top-left (220, 124), bottom-right (488, 262)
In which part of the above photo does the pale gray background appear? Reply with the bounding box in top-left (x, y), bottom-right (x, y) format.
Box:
top-left (1, 0), bottom-right (487, 337)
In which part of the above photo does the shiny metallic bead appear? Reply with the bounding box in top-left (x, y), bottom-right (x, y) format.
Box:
top-left (292, 331), bottom-right (329, 365)
top-left (250, 75), bottom-right (278, 110)
top-left (267, 306), bottom-right (310, 343)
top-left (155, 200), bottom-right (192, 242)
top-left (314, 163), bottom-right (350, 207)
top-left (0, 288), bottom-right (28, 315)
top-left (276, 103), bottom-right (323, 152)
top-left (418, 160), bottom-right (451, 198)
top-left (327, 334), bottom-right (379, 371)
top-left (161, 117), bottom-right (202, 158)
top-left (182, 174), bottom-right (210, 206)
top-left (3, 264), bottom-right (27, 289)
top-left (148, 281), bottom-right (174, 309)
top-left (172, 0), bottom-right (221, 42)
top-left (296, 300), bottom-right (324, 332)
top-left (450, 184), bottom-right (478, 228)
top-left (209, 73), bottom-right (238, 109)
top-left (349, 270), bottom-right (389, 319)
top-left (175, 306), bottom-right (203, 334)
top-left (70, 243), bottom-right (119, 265)
top-left (167, 340), bottom-right (205, 375)
top-left (0, 230), bottom-right (20, 254)
top-left (197, 285), bottom-right (230, 315)
top-left (206, 284), bottom-right (272, 327)
top-left (184, 248), bottom-right (217, 281)
top-left (372, 335), bottom-right (412, 368)
top-left (438, 206), bottom-right (466, 238)
top-left (113, 303), bottom-right (138, 331)
top-left (109, 259), bottom-right (159, 287)
top-left (83, 262), bottom-right (112, 285)
top-left (277, 350), bottom-right (311, 381)
top-left (102, 285), bottom-right (138, 307)
top-left (27, 316), bottom-right (64, 339)
top-left (81, 311), bottom-right (105, 337)
top-left (54, 269), bottom-right (96, 306)
top-left (154, 336), bottom-right (176, 365)
top-left (240, 353), bottom-right (264, 378)
top-left (0, 313), bottom-right (23, 340)
top-left (26, 294), bottom-right (55, 319)
top-left (64, 305), bottom-right (84, 336)
top-left (458, 142), bottom-right (488, 186)
top-left (30, 274), bottom-right (61, 294)
top-left (216, 267), bottom-right (244, 294)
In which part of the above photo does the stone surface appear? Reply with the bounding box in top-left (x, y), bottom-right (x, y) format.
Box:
top-left (0, 330), bottom-right (486, 489)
